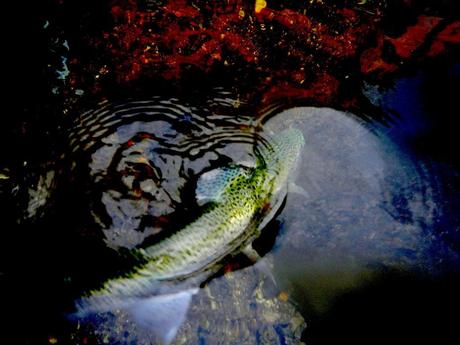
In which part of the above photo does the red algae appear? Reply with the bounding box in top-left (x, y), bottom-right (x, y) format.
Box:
top-left (58, 0), bottom-right (460, 112)
top-left (360, 35), bottom-right (399, 77)
top-left (260, 73), bottom-right (339, 106)
top-left (428, 21), bottom-right (460, 57)
top-left (360, 13), bottom-right (460, 81)
top-left (386, 16), bottom-right (442, 59)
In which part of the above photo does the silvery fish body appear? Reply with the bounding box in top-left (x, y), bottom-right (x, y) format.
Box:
top-left (74, 128), bottom-right (304, 343)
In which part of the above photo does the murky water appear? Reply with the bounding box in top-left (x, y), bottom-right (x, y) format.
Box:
top-left (2, 92), bottom-right (460, 344)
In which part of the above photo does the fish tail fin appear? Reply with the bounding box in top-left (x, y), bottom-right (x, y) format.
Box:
top-left (70, 287), bottom-right (199, 345)
top-left (127, 288), bottom-right (199, 344)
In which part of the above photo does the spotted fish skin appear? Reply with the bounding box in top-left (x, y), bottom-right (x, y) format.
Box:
top-left (76, 128), bottom-right (304, 312)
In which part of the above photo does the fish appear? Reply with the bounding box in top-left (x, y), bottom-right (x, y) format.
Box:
top-left (73, 128), bottom-right (305, 343)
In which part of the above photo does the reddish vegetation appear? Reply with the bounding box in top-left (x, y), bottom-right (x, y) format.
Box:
top-left (428, 21), bottom-right (460, 57)
top-left (260, 74), bottom-right (339, 106)
top-left (360, 34), bottom-right (399, 77)
top-left (64, 0), bottom-right (460, 112)
top-left (360, 14), bottom-right (459, 78)
top-left (386, 16), bottom-right (442, 59)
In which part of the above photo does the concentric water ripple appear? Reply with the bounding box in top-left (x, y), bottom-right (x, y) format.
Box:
top-left (65, 95), bottom-right (269, 250)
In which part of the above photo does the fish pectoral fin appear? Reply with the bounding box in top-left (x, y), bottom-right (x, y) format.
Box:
top-left (242, 244), bottom-right (262, 263)
top-left (289, 182), bottom-right (309, 199)
top-left (196, 166), bottom-right (249, 206)
top-left (253, 257), bottom-right (279, 297)
top-left (127, 288), bottom-right (199, 345)
top-left (242, 246), bottom-right (279, 294)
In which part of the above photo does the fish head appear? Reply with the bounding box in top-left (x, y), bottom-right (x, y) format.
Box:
top-left (257, 127), bottom-right (305, 190)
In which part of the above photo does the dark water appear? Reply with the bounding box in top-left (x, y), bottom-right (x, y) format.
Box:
top-left (1, 64), bottom-right (460, 345)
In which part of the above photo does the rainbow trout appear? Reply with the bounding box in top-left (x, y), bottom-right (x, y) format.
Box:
top-left (74, 128), bottom-right (304, 343)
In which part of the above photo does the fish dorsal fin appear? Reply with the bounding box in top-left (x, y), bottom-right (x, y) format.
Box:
top-left (196, 166), bottom-right (247, 206)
